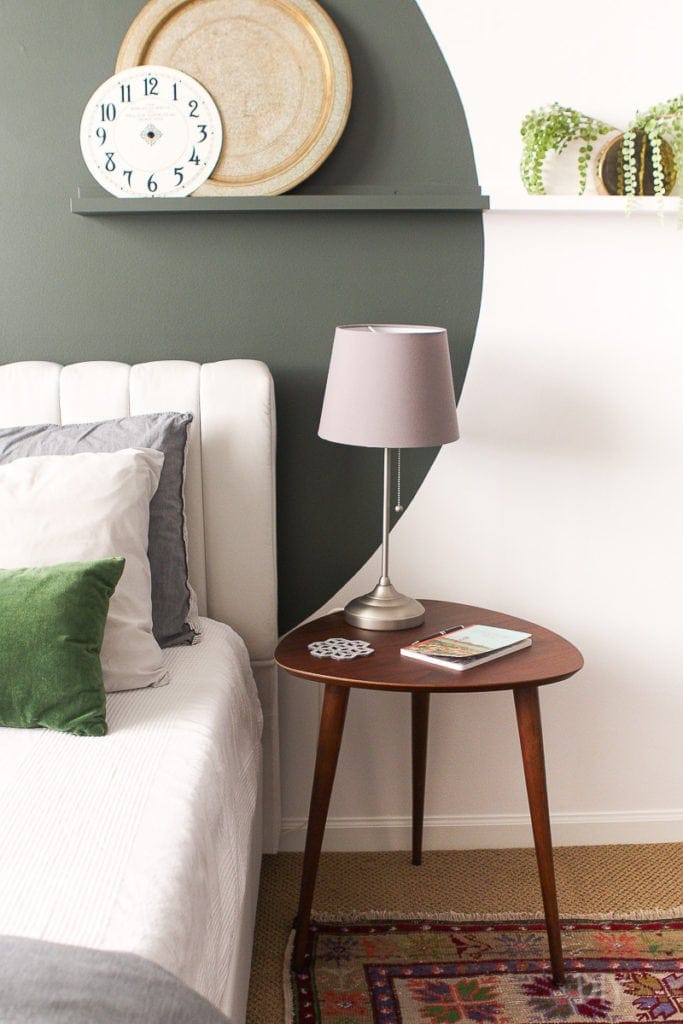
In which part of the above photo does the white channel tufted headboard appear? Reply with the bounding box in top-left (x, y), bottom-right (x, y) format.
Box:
top-left (0, 359), bottom-right (280, 851)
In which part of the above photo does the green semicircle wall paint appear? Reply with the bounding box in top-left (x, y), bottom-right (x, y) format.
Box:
top-left (0, 0), bottom-right (484, 632)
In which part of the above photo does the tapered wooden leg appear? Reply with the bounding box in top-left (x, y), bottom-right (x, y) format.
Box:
top-left (293, 684), bottom-right (350, 972)
top-left (411, 691), bottom-right (430, 865)
top-left (514, 685), bottom-right (565, 986)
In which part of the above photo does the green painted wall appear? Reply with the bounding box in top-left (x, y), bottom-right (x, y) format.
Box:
top-left (0, 0), bottom-right (484, 631)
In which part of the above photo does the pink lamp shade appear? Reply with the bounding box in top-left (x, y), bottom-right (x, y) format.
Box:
top-left (318, 324), bottom-right (459, 448)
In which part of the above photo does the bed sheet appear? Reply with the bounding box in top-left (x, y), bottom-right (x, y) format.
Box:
top-left (0, 617), bottom-right (262, 1010)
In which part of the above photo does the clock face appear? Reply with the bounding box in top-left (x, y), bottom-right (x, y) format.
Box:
top-left (79, 65), bottom-right (223, 197)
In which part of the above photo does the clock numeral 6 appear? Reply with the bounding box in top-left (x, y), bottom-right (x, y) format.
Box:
top-left (99, 103), bottom-right (116, 122)
top-left (147, 173), bottom-right (158, 194)
top-left (105, 152), bottom-right (116, 172)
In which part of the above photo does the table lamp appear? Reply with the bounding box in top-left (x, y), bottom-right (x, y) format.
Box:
top-left (318, 324), bottom-right (459, 630)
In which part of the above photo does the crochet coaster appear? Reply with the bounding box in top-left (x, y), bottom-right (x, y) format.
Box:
top-left (308, 638), bottom-right (374, 661)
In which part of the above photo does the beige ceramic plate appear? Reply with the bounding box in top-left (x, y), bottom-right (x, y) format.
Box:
top-left (116, 0), bottom-right (352, 195)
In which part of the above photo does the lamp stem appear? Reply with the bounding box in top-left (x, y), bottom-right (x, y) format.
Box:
top-left (381, 447), bottom-right (391, 583)
top-left (341, 445), bottom-right (424, 630)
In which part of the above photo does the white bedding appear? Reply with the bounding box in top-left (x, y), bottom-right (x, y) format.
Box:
top-left (0, 617), bottom-right (262, 1011)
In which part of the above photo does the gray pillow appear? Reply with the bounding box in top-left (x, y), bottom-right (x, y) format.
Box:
top-left (0, 412), bottom-right (196, 647)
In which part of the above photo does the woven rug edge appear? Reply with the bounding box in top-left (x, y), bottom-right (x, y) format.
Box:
top-left (304, 905), bottom-right (683, 923)
top-left (283, 928), bottom-right (296, 1023)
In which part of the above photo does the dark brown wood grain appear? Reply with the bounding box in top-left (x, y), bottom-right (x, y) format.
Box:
top-left (514, 685), bottom-right (565, 985)
top-left (279, 600), bottom-right (583, 984)
top-left (411, 691), bottom-right (430, 866)
top-left (275, 600), bottom-right (583, 693)
top-left (293, 684), bottom-right (350, 971)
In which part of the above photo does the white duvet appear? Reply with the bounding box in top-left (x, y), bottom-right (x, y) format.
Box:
top-left (0, 617), bottom-right (262, 1009)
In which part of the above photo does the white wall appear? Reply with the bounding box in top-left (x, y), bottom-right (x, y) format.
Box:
top-left (279, 0), bottom-right (683, 852)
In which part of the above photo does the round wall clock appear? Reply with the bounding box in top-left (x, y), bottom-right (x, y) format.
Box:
top-left (115, 0), bottom-right (352, 196)
top-left (79, 65), bottom-right (223, 197)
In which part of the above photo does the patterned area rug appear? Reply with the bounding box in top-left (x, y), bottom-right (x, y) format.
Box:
top-left (285, 916), bottom-right (683, 1023)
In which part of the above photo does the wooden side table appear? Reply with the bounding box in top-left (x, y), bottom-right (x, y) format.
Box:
top-left (275, 599), bottom-right (583, 984)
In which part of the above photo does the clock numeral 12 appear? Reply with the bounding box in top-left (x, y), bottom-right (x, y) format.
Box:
top-left (144, 76), bottom-right (159, 96)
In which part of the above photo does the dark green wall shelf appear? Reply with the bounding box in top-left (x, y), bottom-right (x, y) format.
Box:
top-left (70, 190), bottom-right (490, 214)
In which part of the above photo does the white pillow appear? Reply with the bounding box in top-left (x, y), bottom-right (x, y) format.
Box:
top-left (0, 448), bottom-right (167, 692)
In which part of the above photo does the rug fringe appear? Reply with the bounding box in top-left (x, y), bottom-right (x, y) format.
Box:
top-left (283, 929), bottom-right (296, 1017)
top-left (308, 906), bottom-right (683, 923)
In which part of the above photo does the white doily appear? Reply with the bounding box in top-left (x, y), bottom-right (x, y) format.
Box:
top-left (308, 638), bottom-right (375, 661)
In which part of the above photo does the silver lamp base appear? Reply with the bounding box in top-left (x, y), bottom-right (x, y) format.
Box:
top-left (343, 579), bottom-right (425, 631)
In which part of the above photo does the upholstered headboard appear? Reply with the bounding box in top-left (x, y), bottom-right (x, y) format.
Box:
top-left (0, 359), bottom-right (280, 851)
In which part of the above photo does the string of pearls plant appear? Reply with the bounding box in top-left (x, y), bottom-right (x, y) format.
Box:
top-left (626, 95), bottom-right (683, 202)
top-left (520, 102), bottom-right (615, 195)
top-left (520, 95), bottom-right (683, 215)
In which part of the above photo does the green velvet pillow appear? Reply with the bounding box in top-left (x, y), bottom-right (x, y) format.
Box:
top-left (0, 558), bottom-right (125, 737)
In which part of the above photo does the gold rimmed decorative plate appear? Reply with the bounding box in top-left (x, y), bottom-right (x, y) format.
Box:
top-left (116, 0), bottom-right (352, 196)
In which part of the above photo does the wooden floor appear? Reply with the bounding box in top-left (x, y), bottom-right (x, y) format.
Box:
top-left (246, 844), bottom-right (683, 1023)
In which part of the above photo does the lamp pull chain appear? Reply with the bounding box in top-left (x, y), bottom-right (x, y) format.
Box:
top-left (395, 449), bottom-right (404, 513)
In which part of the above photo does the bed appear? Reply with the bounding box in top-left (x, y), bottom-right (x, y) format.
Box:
top-left (0, 359), bottom-right (279, 1024)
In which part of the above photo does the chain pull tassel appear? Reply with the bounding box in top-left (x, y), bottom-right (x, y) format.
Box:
top-left (394, 449), bottom-right (404, 513)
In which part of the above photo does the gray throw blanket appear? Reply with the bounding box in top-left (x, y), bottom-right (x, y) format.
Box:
top-left (0, 935), bottom-right (232, 1024)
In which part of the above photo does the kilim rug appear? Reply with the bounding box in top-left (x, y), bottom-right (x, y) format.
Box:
top-left (285, 916), bottom-right (683, 1023)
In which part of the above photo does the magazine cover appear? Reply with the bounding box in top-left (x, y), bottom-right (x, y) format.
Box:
top-left (407, 624), bottom-right (531, 659)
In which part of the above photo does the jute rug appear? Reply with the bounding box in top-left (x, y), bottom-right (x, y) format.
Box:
top-left (247, 847), bottom-right (683, 1023)
top-left (285, 915), bottom-right (683, 1023)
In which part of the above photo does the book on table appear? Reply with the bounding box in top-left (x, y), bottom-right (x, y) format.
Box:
top-left (401, 623), bottom-right (532, 671)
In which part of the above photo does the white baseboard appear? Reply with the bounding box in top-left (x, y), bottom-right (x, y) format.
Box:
top-left (278, 810), bottom-right (683, 852)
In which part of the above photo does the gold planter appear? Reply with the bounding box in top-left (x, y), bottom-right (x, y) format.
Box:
top-left (597, 130), bottom-right (676, 196)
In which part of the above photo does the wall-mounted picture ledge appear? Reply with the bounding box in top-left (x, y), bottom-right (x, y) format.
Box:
top-left (488, 194), bottom-right (682, 213)
top-left (70, 187), bottom-right (490, 215)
